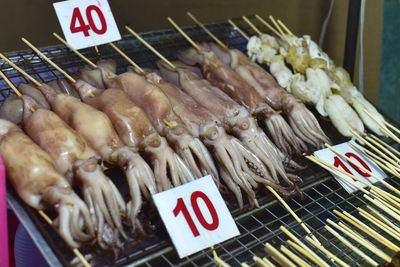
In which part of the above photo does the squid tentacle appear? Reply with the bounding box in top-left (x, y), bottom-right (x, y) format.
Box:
top-left (165, 125), bottom-right (219, 184)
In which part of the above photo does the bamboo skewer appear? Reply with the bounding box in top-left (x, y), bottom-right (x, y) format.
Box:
top-left (384, 120), bottom-right (400, 136)
top-left (365, 135), bottom-right (400, 166)
top-left (268, 15), bottom-right (292, 46)
top-left (325, 143), bottom-right (400, 196)
top-left (286, 240), bottom-right (326, 267)
top-left (241, 263), bottom-right (251, 267)
top-left (242, 16), bottom-right (263, 36)
top-left (280, 226), bottom-right (328, 266)
top-left (0, 70), bottom-right (21, 97)
top-left (53, 33), bottom-right (97, 69)
top-left (167, 17), bottom-right (201, 51)
top-left (0, 53), bottom-right (42, 87)
top-left (265, 243), bottom-right (295, 267)
top-left (305, 236), bottom-right (350, 267)
top-left (108, 42), bottom-right (144, 73)
top-left (334, 209), bottom-right (400, 252)
top-left (186, 12), bottom-right (229, 51)
top-left (328, 219), bottom-right (391, 263)
top-left (227, 19), bottom-right (250, 40)
top-left (166, 17), bottom-right (320, 244)
top-left (371, 134), bottom-right (400, 157)
top-left (22, 38), bottom-right (76, 83)
top-left (254, 14), bottom-right (282, 38)
top-left (324, 223), bottom-right (380, 265)
top-left (367, 205), bottom-right (400, 233)
top-left (365, 194), bottom-right (400, 220)
top-left (280, 244), bottom-right (312, 267)
top-left (358, 208), bottom-right (400, 241)
top-left (252, 256), bottom-right (273, 267)
top-left (277, 19), bottom-right (294, 36)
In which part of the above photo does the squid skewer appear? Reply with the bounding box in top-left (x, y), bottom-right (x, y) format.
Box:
top-left (20, 95), bottom-right (126, 249)
top-left (79, 60), bottom-right (218, 185)
top-left (0, 119), bottom-right (94, 248)
top-left (169, 20), bottom-right (306, 156)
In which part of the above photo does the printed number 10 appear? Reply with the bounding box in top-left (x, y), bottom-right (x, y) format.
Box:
top-left (333, 152), bottom-right (372, 181)
top-left (173, 191), bottom-right (219, 237)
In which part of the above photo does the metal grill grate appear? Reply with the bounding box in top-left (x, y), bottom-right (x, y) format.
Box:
top-left (3, 18), bottom-right (400, 266)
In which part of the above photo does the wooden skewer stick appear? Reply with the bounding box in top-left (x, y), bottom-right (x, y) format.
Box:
top-left (384, 120), bottom-right (400, 136)
top-left (280, 226), bottom-right (328, 267)
top-left (227, 19), bottom-right (250, 40)
top-left (254, 14), bottom-right (282, 38)
top-left (324, 223), bottom-right (380, 265)
top-left (167, 17), bottom-right (201, 51)
top-left (371, 134), bottom-right (400, 157)
top-left (241, 263), bottom-right (251, 267)
top-left (280, 244), bottom-right (311, 267)
top-left (305, 236), bottom-right (350, 267)
top-left (37, 210), bottom-right (90, 267)
top-left (365, 194), bottom-right (400, 220)
top-left (365, 135), bottom-right (400, 166)
top-left (334, 209), bottom-right (400, 252)
top-left (22, 37), bottom-right (76, 83)
top-left (358, 207), bottom-right (400, 241)
top-left (124, 26), bottom-right (176, 70)
top-left (252, 256), bottom-right (273, 267)
top-left (268, 15), bottom-right (293, 46)
top-left (286, 240), bottom-right (326, 267)
top-left (264, 243), bottom-right (295, 267)
top-left (186, 12), bottom-right (229, 51)
top-left (325, 143), bottom-right (400, 196)
top-left (267, 185), bottom-right (320, 245)
top-left (211, 248), bottom-right (230, 267)
top-left (351, 130), bottom-right (400, 171)
top-left (53, 33), bottom-right (97, 69)
top-left (277, 19), bottom-right (294, 36)
top-left (362, 109), bottom-right (400, 143)
top-left (0, 53), bottom-right (42, 87)
top-left (262, 257), bottom-right (275, 267)
top-left (328, 219), bottom-right (391, 263)
top-left (108, 42), bottom-right (144, 73)
top-left (367, 205), bottom-right (400, 234)
top-left (0, 70), bottom-right (21, 96)
top-left (349, 142), bottom-right (400, 178)
top-left (242, 16), bottom-right (263, 36)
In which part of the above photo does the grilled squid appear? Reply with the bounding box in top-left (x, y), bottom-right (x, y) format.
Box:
top-left (21, 95), bottom-right (125, 249)
top-left (158, 62), bottom-right (302, 188)
top-left (74, 79), bottom-right (193, 193)
top-left (210, 46), bottom-right (331, 149)
top-left (0, 94), bottom-right (23, 125)
top-left (93, 65), bottom-right (219, 186)
top-left (34, 84), bottom-right (152, 233)
top-left (176, 45), bottom-right (306, 156)
top-left (0, 119), bottom-right (94, 248)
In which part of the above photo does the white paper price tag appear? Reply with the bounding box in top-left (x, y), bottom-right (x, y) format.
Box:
top-left (314, 141), bottom-right (386, 193)
top-left (153, 175), bottom-right (239, 258)
top-left (53, 0), bottom-right (121, 50)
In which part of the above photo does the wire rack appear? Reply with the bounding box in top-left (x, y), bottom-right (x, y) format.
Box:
top-left (3, 18), bottom-right (400, 266)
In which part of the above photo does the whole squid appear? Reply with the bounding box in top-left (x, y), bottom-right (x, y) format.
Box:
top-left (74, 79), bottom-right (196, 192)
top-left (34, 83), bottom-right (155, 233)
top-left (206, 43), bottom-right (331, 149)
top-left (157, 62), bottom-right (302, 189)
top-left (21, 95), bottom-right (125, 249)
top-left (0, 119), bottom-right (94, 248)
top-left (176, 44), bottom-right (306, 156)
top-left (147, 70), bottom-right (298, 203)
top-left (82, 61), bottom-right (219, 185)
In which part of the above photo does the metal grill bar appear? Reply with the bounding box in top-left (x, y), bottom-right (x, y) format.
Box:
top-left (3, 18), bottom-right (400, 266)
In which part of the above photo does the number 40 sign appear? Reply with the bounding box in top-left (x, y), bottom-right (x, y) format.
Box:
top-left (153, 175), bottom-right (240, 258)
top-left (53, 0), bottom-right (121, 50)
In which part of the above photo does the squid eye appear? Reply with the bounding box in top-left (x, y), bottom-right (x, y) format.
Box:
top-left (211, 131), bottom-right (218, 140)
top-left (241, 122), bottom-right (249, 130)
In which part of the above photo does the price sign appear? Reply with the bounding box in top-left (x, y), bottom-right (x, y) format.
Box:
top-left (53, 0), bottom-right (121, 50)
top-left (153, 175), bottom-right (239, 258)
top-left (314, 141), bottom-right (386, 193)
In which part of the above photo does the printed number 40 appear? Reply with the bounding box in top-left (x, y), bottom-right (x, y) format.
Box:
top-left (70, 5), bottom-right (107, 37)
top-left (173, 191), bottom-right (219, 237)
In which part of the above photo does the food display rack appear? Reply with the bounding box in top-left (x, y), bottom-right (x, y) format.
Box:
top-left (3, 18), bottom-right (400, 266)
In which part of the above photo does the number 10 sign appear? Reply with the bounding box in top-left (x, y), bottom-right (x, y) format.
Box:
top-left (53, 0), bottom-right (121, 50)
top-left (153, 175), bottom-right (240, 258)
